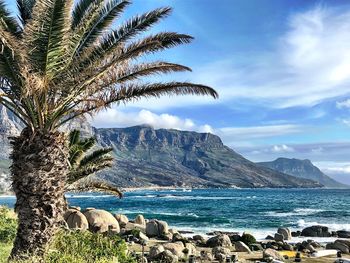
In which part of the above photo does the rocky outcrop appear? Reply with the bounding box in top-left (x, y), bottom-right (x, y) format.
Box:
top-left (64, 209), bottom-right (88, 230)
top-left (146, 220), bottom-right (169, 237)
top-left (206, 234), bottom-right (232, 248)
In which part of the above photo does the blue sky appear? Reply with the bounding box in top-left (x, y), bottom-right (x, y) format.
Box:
top-left (5, 0), bottom-right (350, 183)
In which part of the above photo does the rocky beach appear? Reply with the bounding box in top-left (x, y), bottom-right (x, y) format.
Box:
top-left (63, 205), bottom-right (350, 262)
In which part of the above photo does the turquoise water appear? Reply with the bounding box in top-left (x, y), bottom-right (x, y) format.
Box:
top-left (1, 188), bottom-right (350, 239)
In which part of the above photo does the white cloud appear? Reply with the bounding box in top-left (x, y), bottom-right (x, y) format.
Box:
top-left (337, 99), bottom-right (350, 109)
top-left (271, 144), bottom-right (295, 153)
top-left (92, 109), bottom-right (213, 133)
top-left (129, 6), bottom-right (350, 110)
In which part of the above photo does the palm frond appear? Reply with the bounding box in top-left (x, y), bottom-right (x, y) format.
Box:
top-left (16, 0), bottom-right (36, 25)
top-left (71, 0), bottom-right (104, 29)
top-left (69, 129), bottom-right (80, 147)
top-left (24, 0), bottom-right (73, 77)
top-left (79, 147), bottom-right (113, 167)
top-left (0, 1), bottom-right (21, 35)
top-left (67, 179), bottom-right (123, 198)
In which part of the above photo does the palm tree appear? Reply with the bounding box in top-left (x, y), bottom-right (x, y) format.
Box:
top-left (66, 129), bottom-right (123, 197)
top-left (0, 0), bottom-right (218, 259)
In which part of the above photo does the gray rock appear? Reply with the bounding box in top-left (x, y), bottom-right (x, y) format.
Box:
top-left (278, 227), bottom-right (291, 240)
top-left (326, 241), bottom-right (349, 253)
top-left (154, 250), bottom-right (178, 263)
top-left (149, 245), bottom-right (164, 259)
top-left (193, 234), bottom-right (206, 244)
top-left (146, 220), bottom-right (159, 237)
top-left (274, 233), bottom-right (284, 242)
top-left (235, 241), bottom-right (252, 253)
top-left (124, 222), bottom-right (146, 233)
top-left (337, 230), bottom-right (350, 238)
top-left (157, 220), bottom-right (169, 235)
top-left (185, 243), bottom-right (197, 256)
top-left (138, 232), bottom-right (149, 242)
top-left (263, 248), bottom-right (284, 261)
top-left (206, 234), bottom-right (232, 248)
top-left (163, 242), bottom-right (185, 258)
top-left (212, 246), bottom-right (231, 261)
top-left (301, 225), bottom-right (331, 237)
top-left (200, 251), bottom-right (214, 261)
top-left (265, 235), bottom-right (274, 240)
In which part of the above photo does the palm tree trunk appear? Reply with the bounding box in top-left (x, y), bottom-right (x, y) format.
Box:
top-left (9, 128), bottom-right (69, 260)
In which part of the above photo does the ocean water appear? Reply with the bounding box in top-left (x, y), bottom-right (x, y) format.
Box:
top-left (1, 188), bottom-right (350, 241)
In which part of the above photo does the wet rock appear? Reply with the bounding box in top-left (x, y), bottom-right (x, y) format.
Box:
top-left (265, 235), bottom-right (274, 240)
top-left (337, 230), bottom-right (350, 238)
top-left (193, 234), bottom-right (207, 244)
top-left (326, 241), bottom-right (349, 253)
top-left (83, 209), bottom-right (120, 233)
top-left (291, 231), bottom-right (301, 237)
top-left (229, 233), bottom-right (241, 242)
top-left (206, 234), bottom-right (232, 248)
top-left (301, 225), bottom-right (331, 237)
top-left (278, 227), bottom-right (291, 240)
top-left (263, 248), bottom-right (284, 261)
top-left (235, 241), bottom-right (252, 253)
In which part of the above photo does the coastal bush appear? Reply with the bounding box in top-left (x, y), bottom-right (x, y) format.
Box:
top-left (240, 233), bottom-right (256, 246)
top-left (0, 206), bottom-right (17, 243)
top-left (46, 230), bottom-right (136, 263)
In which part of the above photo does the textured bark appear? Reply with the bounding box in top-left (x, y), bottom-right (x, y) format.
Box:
top-left (9, 128), bottom-right (69, 260)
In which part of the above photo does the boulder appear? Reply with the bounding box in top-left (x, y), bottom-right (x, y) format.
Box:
top-left (124, 222), bottom-right (146, 233)
top-left (200, 251), bottom-right (214, 261)
top-left (229, 233), bottom-right (241, 242)
top-left (278, 227), bottom-right (291, 240)
top-left (185, 243), bottom-right (197, 256)
top-left (149, 245), bottom-right (165, 259)
top-left (146, 220), bottom-right (159, 237)
top-left (283, 243), bottom-right (294, 251)
top-left (206, 234), bottom-right (232, 248)
top-left (154, 250), bottom-right (178, 263)
top-left (265, 235), bottom-right (274, 240)
top-left (326, 241), bottom-right (349, 253)
top-left (64, 209), bottom-right (88, 230)
top-left (114, 214), bottom-right (129, 227)
top-left (235, 241), bottom-right (252, 253)
top-left (162, 233), bottom-right (173, 241)
top-left (301, 225), bottom-right (331, 237)
top-left (83, 209), bottom-right (120, 233)
top-left (157, 220), bottom-right (169, 235)
top-left (139, 232), bottom-right (149, 242)
top-left (212, 246), bottom-right (231, 261)
top-left (291, 231), bottom-right (301, 237)
top-left (163, 242), bottom-right (185, 258)
top-left (172, 232), bottom-right (187, 243)
top-left (263, 248), bottom-right (284, 261)
top-left (274, 233), bottom-right (284, 242)
top-left (193, 234), bottom-right (207, 244)
top-left (69, 206), bottom-right (81, 211)
top-left (337, 230), bottom-right (350, 238)
top-left (135, 214), bottom-right (146, 226)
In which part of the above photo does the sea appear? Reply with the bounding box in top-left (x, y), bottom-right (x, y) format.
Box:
top-left (1, 188), bottom-right (350, 242)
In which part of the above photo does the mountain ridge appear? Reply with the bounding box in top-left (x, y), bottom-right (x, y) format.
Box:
top-left (257, 157), bottom-right (347, 188)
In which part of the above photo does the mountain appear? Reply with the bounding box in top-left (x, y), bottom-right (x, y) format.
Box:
top-left (257, 158), bottom-right (347, 188)
top-left (0, 105), bottom-right (322, 189)
top-left (94, 125), bottom-right (321, 188)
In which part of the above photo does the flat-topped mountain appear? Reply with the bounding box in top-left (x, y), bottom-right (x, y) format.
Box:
top-left (0, 104), bottom-right (322, 189)
top-left (94, 125), bottom-right (322, 188)
top-left (257, 157), bottom-right (346, 188)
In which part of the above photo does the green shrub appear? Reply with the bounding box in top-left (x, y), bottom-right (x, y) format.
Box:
top-left (240, 232), bottom-right (256, 246)
top-left (0, 206), bottom-right (17, 243)
top-left (45, 230), bottom-right (136, 263)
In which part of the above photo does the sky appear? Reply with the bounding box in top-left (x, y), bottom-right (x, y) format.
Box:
top-left (5, 0), bottom-right (350, 183)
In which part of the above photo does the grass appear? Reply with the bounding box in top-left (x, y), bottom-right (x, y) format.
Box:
top-left (0, 206), bottom-right (136, 263)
